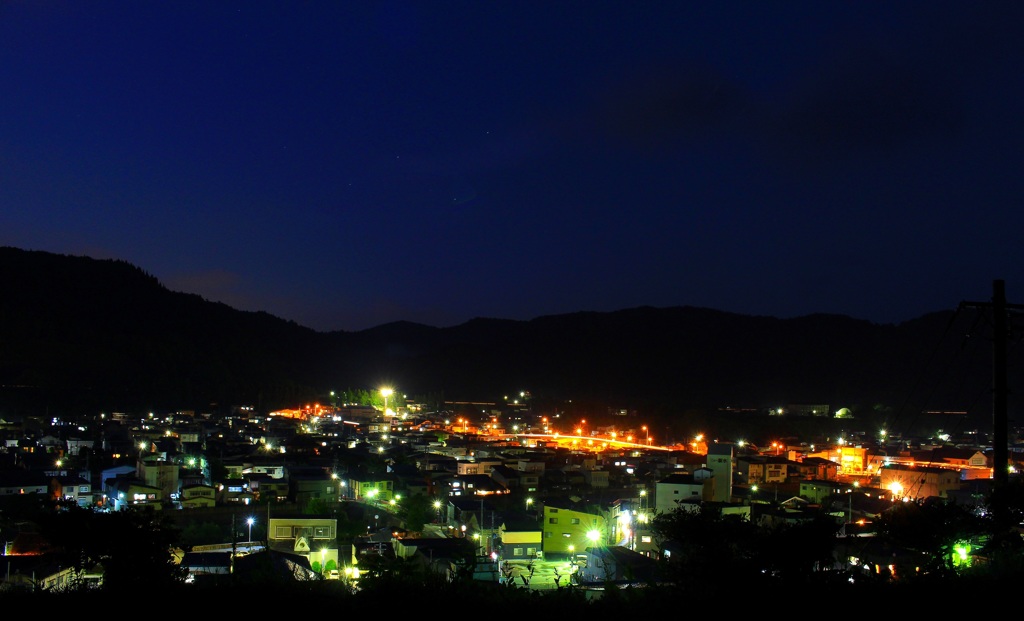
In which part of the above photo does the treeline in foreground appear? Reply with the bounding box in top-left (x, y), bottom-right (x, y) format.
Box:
top-left (4, 478), bottom-right (1024, 612)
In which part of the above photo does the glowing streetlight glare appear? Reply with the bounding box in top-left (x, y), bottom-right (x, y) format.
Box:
top-left (246, 516), bottom-right (255, 543)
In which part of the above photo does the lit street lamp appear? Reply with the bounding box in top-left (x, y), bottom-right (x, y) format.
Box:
top-left (247, 516), bottom-right (255, 545)
top-left (381, 387), bottom-right (393, 416)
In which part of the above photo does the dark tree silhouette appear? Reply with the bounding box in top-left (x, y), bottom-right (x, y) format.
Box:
top-left (873, 496), bottom-right (986, 579)
top-left (38, 505), bottom-right (188, 591)
top-left (650, 503), bottom-right (765, 587)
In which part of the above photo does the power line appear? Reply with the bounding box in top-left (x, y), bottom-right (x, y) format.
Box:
top-left (960, 279), bottom-right (1024, 489)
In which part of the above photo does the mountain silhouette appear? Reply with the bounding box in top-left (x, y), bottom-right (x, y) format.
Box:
top-left (0, 246), bottom-right (1018, 440)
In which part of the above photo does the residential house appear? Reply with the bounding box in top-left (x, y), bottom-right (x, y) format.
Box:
top-left (65, 435), bottom-right (95, 458)
top-left (345, 472), bottom-right (395, 503)
top-left (36, 434), bottom-right (64, 455)
top-left (752, 501), bottom-right (822, 529)
top-left (799, 479), bottom-right (836, 504)
top-left (49, 473), bottom-right (95, 508)
top-left (242, 459), bottom-right (287, 479)
top-left (514, 457), bottom-right (546, 478)
top-left (582, 468), bottom-right (609, 488)
top-left (415, 452), bottom-right (457, 474)
top-left (394, 471), bottom-right (432, 499)
top-left (288, 471), bottom-right (339, 506)
top-left (497, 513), bottom-right (543, 561)
top-left (735, 455), bottom-right (762, 486)
top-left (561, 469), bottom-right (587, 489)
top-left (0, 470), bottom-right (49, 497)
top-left (179, 467), bottom-right (206, 490)
top-left (541, 502), bottom-right (607, 558)
top-left (655, 471), bottom-right (713, 514)
top-left (443, 474), bottom-right (509, 498)
top-left (180, 483), bottom-right (217, 509)
top-left (138, 454), bottom-right (179, 502)
top-left (267, 517), bottom-right (339, 568)
top-left (98, 465), bottom-right (135, 508)
top-left (456, 458), bottom-right (503, 476)
top-left (763, 457), bottom-right (791, 484)
top-left (216, 479), bottom-right (255, 505)
top-left (489, 464), bottom-right (525, 491)
top-left (109, 479), bottom-right (163, 511)
top-left (794, 456), bottom-right (840, 481)
top-left (246, 473), bottom-right (289, 503)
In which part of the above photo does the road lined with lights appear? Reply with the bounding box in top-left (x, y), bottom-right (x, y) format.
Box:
top-left (500, 433), bottom-right (674, 452)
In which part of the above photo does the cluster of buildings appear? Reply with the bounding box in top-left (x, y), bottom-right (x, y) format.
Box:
top-left (0, 400), bottom-right (1014, 589)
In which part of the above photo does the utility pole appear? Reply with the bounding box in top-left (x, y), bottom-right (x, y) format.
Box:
top-left (961, 279), bottom-right (1024, 489)
top-left (231, 512), bottom-right (237, 573)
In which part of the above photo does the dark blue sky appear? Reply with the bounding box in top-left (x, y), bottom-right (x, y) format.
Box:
top-left (2, 1), bottom-right (1022, 332)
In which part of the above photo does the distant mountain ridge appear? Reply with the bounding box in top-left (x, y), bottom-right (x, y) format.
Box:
top-left (0, 246), bottom-right (1015, 437)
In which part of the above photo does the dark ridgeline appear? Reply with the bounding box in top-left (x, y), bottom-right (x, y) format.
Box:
top-left (0, 246), bottom-right (1018, 440)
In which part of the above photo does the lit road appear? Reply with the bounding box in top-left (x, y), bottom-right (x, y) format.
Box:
top-left (497, 433), bottom-right (674, 452)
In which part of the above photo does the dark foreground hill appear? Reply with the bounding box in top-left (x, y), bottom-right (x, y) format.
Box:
top-left (0, 246), bottom-right (1019, 438)
top-left (0, 574), bottom-right (992, 614)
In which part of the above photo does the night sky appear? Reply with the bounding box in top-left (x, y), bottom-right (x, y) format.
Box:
top-left (2, 1), bottom-right (1022, 333)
